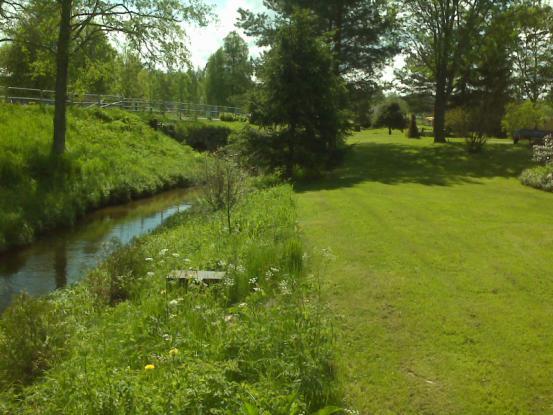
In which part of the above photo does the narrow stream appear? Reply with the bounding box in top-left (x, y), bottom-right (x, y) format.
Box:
top-left (0, 188), bottom-right (193, 312)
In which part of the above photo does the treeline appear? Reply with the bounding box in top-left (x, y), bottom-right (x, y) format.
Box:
top-left (3, 0), bottom-right (553, 165)
top-left (0, 1), bottom-right (252, 108)
top-left (396, 0), bottom-right (553, 140)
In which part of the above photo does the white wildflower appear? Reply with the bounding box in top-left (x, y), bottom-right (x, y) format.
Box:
top-left (279, 280), bottom-right (290, 295)
top-left (321, 247), bottom-right (336, 261)
top-left (145, 257), bottom-right (154, 262)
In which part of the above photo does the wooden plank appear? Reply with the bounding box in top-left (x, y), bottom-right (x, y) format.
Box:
top-left (167, 270), bottom-right (225, 284)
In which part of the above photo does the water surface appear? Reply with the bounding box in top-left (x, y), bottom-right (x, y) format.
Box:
top-left (0, 188), bottom-right (193, 311)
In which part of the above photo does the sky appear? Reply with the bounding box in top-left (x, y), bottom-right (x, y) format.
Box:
top-left (186, 0), bottom-right (266, 69)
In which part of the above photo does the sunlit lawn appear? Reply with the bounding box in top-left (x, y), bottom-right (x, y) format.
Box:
top-left (296, 129), bottom-right (553, 414)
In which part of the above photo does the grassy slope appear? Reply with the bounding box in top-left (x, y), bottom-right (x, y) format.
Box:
top-left (1, 186), bottom-right (336, 414)
top-left (296, 129), bottom-right (553, 414)
top-left (0, 104), bottom-right (201, 251)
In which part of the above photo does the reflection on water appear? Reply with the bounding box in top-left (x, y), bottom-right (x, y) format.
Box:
top-left (0, 188), bottom-right (192, 311)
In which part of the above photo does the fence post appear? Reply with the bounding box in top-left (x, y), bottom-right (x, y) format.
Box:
top-left (4, 86), bottom-right (9, 103)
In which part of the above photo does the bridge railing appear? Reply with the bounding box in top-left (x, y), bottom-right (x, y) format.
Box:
top-left (0, 87), bottom-right (245, 119)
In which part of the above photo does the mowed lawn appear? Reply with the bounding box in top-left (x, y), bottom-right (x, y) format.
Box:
top-left (295, 130), bottom-right (553, 414)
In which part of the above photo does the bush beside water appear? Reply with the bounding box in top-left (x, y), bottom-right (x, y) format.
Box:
top-left (0, 105), bottom-right (201, 252)
top-left (0, 185), bottom-right (339, 413)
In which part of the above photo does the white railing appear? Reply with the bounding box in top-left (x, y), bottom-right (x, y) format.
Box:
top-left (0, 87), bottom-right (245, 119)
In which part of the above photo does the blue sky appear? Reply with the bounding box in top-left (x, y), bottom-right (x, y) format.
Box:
top-left (186, 0), bottom-right (266, 69)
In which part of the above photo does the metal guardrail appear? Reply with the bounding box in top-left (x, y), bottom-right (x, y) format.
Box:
top-left (0, 87), bottom-right (245, 119)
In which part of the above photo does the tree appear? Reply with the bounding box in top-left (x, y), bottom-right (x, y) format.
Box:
top-left (222, 31), bottom-right (253, 107)
top-left (0, 0), bottom-right (209, 155)
top-left (406, 113), bottom-right (420, 138)
top-left (501, 101), bottom-right (553, 137)
top-left (238, 0), bottom-right (399, 81)
top-left (204, 31), bottom-right (253, 107)
top-left (116, 50), bottom-right (146, 98)
top-left (509, 1), bottom-right (553, 102)
top-left (0, 1), bottom-right (118, 94)
top-left (205, 48), bottom-right (228, 105)
top-left (401, 0), bottom-right (496, 143)
top-left (348, 79), bottom-right (384, 129)
top-left (374, 102), bottom-right (406, 135)
top-left (447, 6), bottom-right (514, 137)
top-left (250, 10), bottom-right (348, 176)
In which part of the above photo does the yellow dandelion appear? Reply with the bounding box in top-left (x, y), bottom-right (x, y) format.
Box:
top-left (144, 364), bottom-right (155, 370)
top-left (169, 348), bottom-right (179, 357)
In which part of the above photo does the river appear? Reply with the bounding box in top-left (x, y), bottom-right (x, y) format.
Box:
top-left (0, 188), bottom-right (193, 311)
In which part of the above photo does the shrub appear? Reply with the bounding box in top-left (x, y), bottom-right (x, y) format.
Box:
top-left (201, 154), bottom-right (248, 233)
top-left (501, 101), bottom-right (553, 137)
top-left (520, 165), bottom-right (553, 192)
top-left (181, 124), bottom-right (232, 152)
top-left (229, 125), bottom-right (284, 172)
top-left (446, 107), bottom-right (476, 137)
top-left (520, 136), bottom-right (553, 192)
top-left (465, 133), bottom-right (487, 154)
top-left (532, 136), bottom-right (553, 165)
top-left (406, 113), bottom-right (420, 138)
top-left (374, 102), bottom-right (407, 135)
top-left (445, 107), bottom-right (487, 153)
top-left (0, 295), bottom-right (68, 387)
top-left (220, 112), bottom-right (238, 122)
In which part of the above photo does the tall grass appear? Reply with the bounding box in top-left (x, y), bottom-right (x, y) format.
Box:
top-left (0, 185), bottom-right (339, 414)
top-left (0, 104), bottom-right (201, 251)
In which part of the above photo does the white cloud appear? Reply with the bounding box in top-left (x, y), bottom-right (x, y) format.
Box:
top-left (184, 0), bottom-right (265, 69)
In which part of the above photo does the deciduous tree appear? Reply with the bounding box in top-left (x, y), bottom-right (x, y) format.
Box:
top-left (401, 0), bottom-right (496, 143)
top-left (0, 0), bottom-right (210, 154)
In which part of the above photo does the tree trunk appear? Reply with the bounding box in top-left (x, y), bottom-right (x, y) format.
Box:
top-left (388, 127), bottom-right (392, 135)
top-left (433, 75), bottom-right (447, 143)
top-left (332, 2), bottom-right (344, 75)
top-left (286, 127), bottom-right (295, 178)
top-left (52, 0), bottom-right (72, 155)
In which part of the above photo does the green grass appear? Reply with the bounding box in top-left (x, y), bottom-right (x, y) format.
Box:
top-left (0, 185), bottom-right (338, 414)
top-left (295, 129), bottom-right (553, 414)
top-left (0, 104), bottom-right (201, 251)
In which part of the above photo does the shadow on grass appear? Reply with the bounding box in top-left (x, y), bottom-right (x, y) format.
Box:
top-left (295, 141), bottom-right (535, 192)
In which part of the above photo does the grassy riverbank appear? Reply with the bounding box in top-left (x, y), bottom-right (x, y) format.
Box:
top-left (296, 129), bottom-right (553, 413)
top-left (0, 185), bottom-right (339, 414)
top-left (0, 104), bottom-right (201, 252)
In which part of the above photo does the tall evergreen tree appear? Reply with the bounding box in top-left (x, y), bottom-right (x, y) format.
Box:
top-left (238, 0), bottom-right (399, 81)
top-left (251, 10), bottom-right (348, 175)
